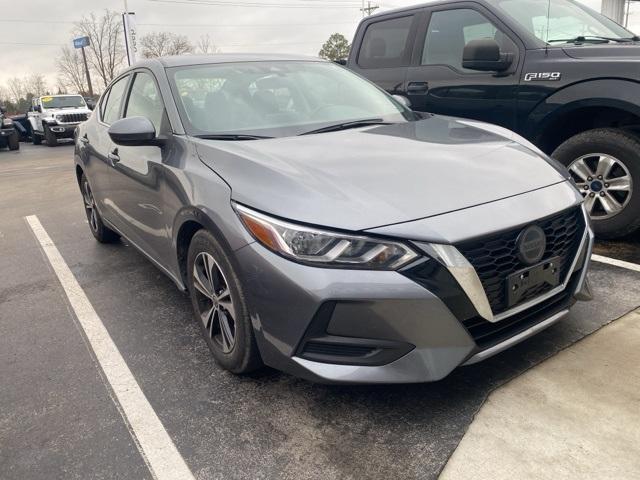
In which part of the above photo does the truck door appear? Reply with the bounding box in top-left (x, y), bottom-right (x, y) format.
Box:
top-left (348, 12), bottom-right (420, 95)
top-left (404, 4), bottom-right (522, 130)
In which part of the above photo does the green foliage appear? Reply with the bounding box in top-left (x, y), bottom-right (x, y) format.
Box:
top-left (318, 33), bottom-right (351, 62)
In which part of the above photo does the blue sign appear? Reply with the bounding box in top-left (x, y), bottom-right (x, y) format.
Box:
top-left (73, 36), bottom-right (90, 49)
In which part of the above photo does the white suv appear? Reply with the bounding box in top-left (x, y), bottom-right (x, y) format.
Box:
top-left (28, 95), bottom-right (92, 146)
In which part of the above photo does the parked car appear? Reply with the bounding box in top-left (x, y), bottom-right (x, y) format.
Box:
top-left (28, 94), bottom-right (92, 146)
top-left (0, 106), bottom-right (20, 151)
top-left (347, 0), bottom-right (639, 238)
top-left (75, 55), bottom-right (593, 384)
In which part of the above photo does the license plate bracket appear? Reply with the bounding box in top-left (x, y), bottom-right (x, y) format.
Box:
top-left (506, 256), bottom-right (561, 307)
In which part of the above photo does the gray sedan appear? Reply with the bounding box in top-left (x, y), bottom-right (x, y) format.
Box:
top-left (74, 54), bottom-right (593, 384)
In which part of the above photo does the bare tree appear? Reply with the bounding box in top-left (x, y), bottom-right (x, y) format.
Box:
top-left (6, 77), bottom-right (25, 104)
top-left (196, 34), bottom-right (220, 54)
top-left (57, 45), bottom-right (88, 94)
top-left (25, 74), bottom-right (48, 97)
top-left (75, 10), bottom-right (126, 88)
top-left (141, 32), bottom-right (194, 58)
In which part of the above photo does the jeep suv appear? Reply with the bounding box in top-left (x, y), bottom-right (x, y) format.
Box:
top-left (0, 106), bottom-right (19, 151)
top-left (347, 0), bottom-right (640, 238)
top-left (28, 95), bottom-right (92, 147)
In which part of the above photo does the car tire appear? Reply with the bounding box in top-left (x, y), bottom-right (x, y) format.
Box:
top-left (44, 125), bottom-right (58, 147)
top-left (80, 173), bottom-right (120, 243)
top-left (7, 132), bottom-right (19, 151)
top-left (552, 128), bottom-right (640, 238)
top-left (187, 229), bottom-right (262, 374)
top-left (32, 131), bottom-right (42, 145)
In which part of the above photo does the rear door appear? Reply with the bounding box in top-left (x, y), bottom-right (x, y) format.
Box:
top-left (107, 69), bottom-right (169, 262)
top-left (349, 12), bottom-right (421, 94)
top-left (404, 3), bottom-right (523, 129)
top-left (83, 75), bottom-right (130, 221)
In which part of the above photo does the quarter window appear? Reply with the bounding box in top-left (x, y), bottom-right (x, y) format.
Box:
top-left (102, 76), bottom-right (129, 124)
top-left (422, 9), bottom-right (516, 72)
top-left (125, 72), bottom-right (164, 133)
top-left (358, 16), bottom-right (414, 69)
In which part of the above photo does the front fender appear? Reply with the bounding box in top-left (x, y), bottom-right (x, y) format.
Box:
top-left (523, 78), bottom-right (640, 141)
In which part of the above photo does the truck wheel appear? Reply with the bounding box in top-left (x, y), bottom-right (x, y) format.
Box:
top-left (552, 128), bottom-right (640, 238)
top-left (44, 125), bottom-right (58, 147)
top-left (32, 132), bottom-right (42, 145)
top-left (8, 132), bottom-right (19, 151)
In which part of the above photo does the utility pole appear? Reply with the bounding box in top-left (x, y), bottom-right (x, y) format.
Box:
top-left (360, 1), bottom-right (379, 16)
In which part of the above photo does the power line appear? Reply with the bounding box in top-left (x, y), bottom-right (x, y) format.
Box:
top-left (0, 19), bottom-right (359, 27)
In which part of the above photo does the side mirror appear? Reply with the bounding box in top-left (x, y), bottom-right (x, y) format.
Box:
top-left (108, 116), bottom-right (163, 147)
top-left (35, 105), bottom-right (42, 113)
top-left (462, 39), bottom-right (513, 72)
top-left (0, 106), bottom-right (6, 114)
top-left (392, 94), bottom-right (411, 109)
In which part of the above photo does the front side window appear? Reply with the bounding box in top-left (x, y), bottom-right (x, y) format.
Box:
top-left (102, 76), bottom-right (129, 124)
top-left (357, 16), bottom-right (414, 69)
top-left (125, 72), bottom-right (164, 133)
top-left (169, 61), bottom-right (414, 137)
top-left (422, 9), bottom-right (516, 72)
top-left (487, 0), bottom-right (634, 43)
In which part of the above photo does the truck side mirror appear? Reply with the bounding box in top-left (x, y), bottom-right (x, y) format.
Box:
top-left (35, 105), bottom-right (42, 113)
top-left (462, 39), bottom-right (513, 72)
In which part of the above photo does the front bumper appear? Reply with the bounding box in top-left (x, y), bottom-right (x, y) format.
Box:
top-left (0, 127), bottom-right (16, 137)
top-left (234, 190), bottom-right (593, 384)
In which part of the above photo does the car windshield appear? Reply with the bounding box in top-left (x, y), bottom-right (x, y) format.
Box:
top-left (168, 61), bottom-right (415, 138)
top-left (487, 0), bottom-right (635, 43)
top-left (41, 95), bottom-right (86, 109)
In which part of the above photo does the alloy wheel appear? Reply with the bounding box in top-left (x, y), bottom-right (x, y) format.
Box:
top-left (82, 180), bottom-right (99, 232)
top-left (568, 153), bottom-right (633, 219)
top-left (192, 252), bottom-right (236, 353)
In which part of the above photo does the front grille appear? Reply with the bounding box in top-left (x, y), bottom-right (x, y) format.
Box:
top-left (58, 113), bottom-right (88, 123)
top-left (462, 281), bottom-right (574, 349)
top-left (456, 207), bottom-right (584, 315)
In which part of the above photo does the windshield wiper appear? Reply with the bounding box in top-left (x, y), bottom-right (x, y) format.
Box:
top-left (195, 134), bottom-right (273, 141)
top-left (547, 35), bottom-right (631, 44)
top-left (299, 118), bottom-right (392, 136)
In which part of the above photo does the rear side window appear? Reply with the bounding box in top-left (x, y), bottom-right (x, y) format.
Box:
top-left (102, 76), bottom-right (129, 124)
top-left (357, 16), bottom-right (413, 69)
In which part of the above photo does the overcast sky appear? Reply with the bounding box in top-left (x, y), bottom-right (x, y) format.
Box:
top-left (0, 0), bottom-right (636, 90)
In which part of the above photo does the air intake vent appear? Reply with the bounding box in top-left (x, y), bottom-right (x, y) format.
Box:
top-left (303, 342), bottom-right (375, 357)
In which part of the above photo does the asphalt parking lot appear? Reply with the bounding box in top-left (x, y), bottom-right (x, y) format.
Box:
top-left (1, 143), bottom-right (639, 480)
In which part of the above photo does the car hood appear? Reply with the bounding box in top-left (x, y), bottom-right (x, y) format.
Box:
top-left (195, 115), bottom-right (568, 231)
top-left (562, 43), bottom-right (640, 60)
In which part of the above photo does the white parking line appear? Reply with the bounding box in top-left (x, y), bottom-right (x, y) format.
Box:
top-left (25, 215), bottom-right (195, 480)
top-left (592, 254), bottom-right (640, 273)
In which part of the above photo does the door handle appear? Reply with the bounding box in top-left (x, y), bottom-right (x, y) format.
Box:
top-left (108, 149), bottom-right (120, 165)
top-left (80, 134), bottom-right (89, 144)
top-left (407, 82), bottom-right (429, 94)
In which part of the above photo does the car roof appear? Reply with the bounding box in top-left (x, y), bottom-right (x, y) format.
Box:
top-left (129, 53), bottom-right (324, 70)
top-left (367, 0), bottom-right (491, 17)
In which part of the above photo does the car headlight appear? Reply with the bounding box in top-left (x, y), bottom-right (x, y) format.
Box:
top-left (235, 204), bottom-right (419, 270)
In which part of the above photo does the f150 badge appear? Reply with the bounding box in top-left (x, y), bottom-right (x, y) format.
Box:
top-left (524, 72), bottom-right (561, 81)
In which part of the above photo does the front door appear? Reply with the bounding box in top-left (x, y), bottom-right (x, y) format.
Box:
top-left (107, 70), bottom-right (169, 262)
top-left (404, 4), bottom-right (522, 130)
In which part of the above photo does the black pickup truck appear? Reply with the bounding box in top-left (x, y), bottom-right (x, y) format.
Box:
top-left (347, 0), bottom-right (640, 238)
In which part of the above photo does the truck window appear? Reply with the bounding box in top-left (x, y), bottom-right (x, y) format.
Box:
top-left (422, 9), bottom-right (516, 72)
top-left (357, 16), bottom-right (413, 69)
